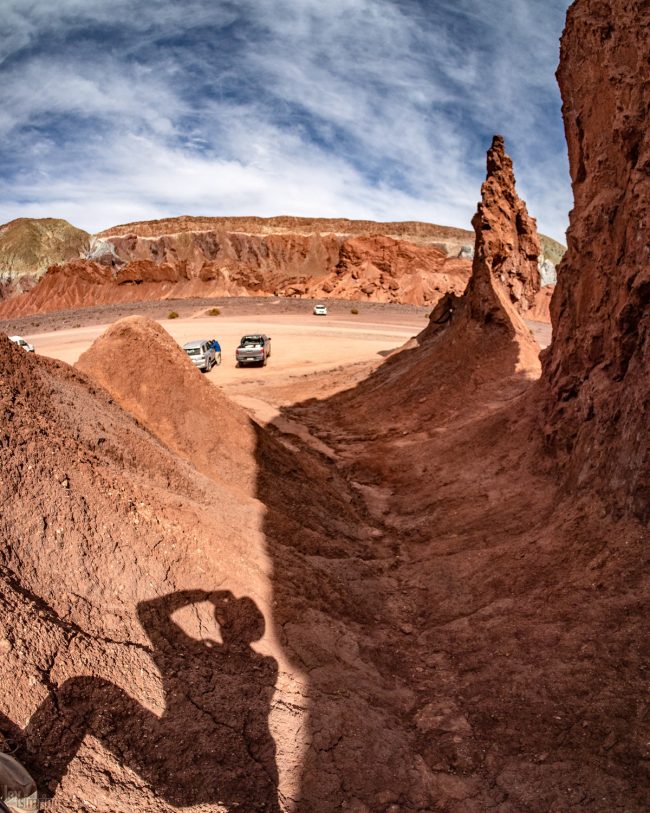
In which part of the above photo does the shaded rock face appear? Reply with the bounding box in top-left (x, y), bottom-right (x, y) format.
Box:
top-left (469, 136), bottom-right (541, 314)
top-left (540, 0), bottom-right (650, 520)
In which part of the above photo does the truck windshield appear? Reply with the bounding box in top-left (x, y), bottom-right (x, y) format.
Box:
top-left (241, 337), bottom-right (262, 346)
top-left (186, 348), bottom-right (201, 356)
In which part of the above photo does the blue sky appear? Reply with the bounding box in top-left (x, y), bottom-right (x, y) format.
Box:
top-left (1, 0), bottom-right (572, 241)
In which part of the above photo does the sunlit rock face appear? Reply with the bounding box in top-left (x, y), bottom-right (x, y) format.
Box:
top-left (0, 218), bottom-right (90, 297)
top-left (464, 135), bottom-right (541, 322)
top-left (468, 135), bottom-right (541, 315)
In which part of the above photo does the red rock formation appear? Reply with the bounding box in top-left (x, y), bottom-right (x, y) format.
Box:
top-left (424, 133), bottom-right (543, 338)
top-left (529, 286), bottom-right (554, 323)
top-left (313, 137), bottom-right (543, 438)
top-left (76, 316), bottom-right (256, 492)
top-left (0, 231), bottom-right (471, 318)
top-left (99, 225), bottom-right (473, 306)
top-left (540, 0), bottom-right (650, 520)
top-left (468, 135), bottom-right (541, 315)
top-left (305, 235), bottom-right (469, 304)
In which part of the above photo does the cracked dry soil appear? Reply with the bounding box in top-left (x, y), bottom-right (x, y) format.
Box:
top-left (0, 305), bottom-right (647, 813)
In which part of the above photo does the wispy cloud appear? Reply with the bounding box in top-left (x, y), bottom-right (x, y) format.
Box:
top-left (0, 0), bottom-right (572, 241)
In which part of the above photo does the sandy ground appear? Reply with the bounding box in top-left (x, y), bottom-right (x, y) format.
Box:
top-left (7, 299), bottom-right (551, 405)
top-left (27, 312), bottom-right (423, 387)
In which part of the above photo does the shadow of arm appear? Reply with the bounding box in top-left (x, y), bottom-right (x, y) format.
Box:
top-left (20, 676), bottom-right (144, 798)
top-left (137, 589), bottom-right (219, 650)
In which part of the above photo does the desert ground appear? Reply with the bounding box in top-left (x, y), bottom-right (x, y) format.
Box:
top-left (2, 282), bottom-right (644, 812)
top-left (3, 297), bottom-right (551, 409)
top-left (2, 1), bottom-right (648, 806)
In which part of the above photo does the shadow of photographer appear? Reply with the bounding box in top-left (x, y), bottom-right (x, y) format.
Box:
top-left (0, 589), bottom-right (280, 812)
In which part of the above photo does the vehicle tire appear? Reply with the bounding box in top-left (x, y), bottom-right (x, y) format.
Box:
top-left (262, 356), bottom-right (268, 367)
top-left (236, 361), bottom-right (241, 368)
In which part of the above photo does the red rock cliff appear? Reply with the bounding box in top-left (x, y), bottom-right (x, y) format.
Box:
top-left (541, 0), bottom-right (650, 519)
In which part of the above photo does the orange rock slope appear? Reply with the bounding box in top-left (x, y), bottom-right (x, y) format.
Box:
top-left (0, 218), bottom-right (473, 318)
top-left (75, 316), bottom-right (257, 493)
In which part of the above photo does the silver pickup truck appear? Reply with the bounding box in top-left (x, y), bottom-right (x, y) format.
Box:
top-left (235, 334), bottom-right (271, 367)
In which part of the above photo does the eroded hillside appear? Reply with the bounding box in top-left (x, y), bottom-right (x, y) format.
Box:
top-left (0, 214), bottom-right (562, 319)
top-left (0, 1), bottom-right (647, 811)
top-left (0, 218), bottom-right (90, 298)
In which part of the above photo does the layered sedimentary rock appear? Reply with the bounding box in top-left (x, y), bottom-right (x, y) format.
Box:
top-left (0, 219), bottom-right (474, 317)
top-left (0, 218), bottom-right (90, 298)
top-left (540, 0), bottom-right (650, 520)
top-left (0, 213), bottom-right (562, 319)
top-left (98, 215), bottom-right (473, 247)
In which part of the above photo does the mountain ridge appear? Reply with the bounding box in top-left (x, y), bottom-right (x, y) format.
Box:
top-left (0, 214), bottom-right (564, 318)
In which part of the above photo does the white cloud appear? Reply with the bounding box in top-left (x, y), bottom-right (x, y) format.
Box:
top-left (0, 127), bottom-right (476, 233)
top-left (0, 0), bottom-right (572, 241)
top-left (0, 58), bottom-right (179, 138)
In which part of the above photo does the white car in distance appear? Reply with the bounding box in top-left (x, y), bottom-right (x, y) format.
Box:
top-left (313, 304), bottom-right (328, 316)
top-left (9, 336), bottom-right (35, 352)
